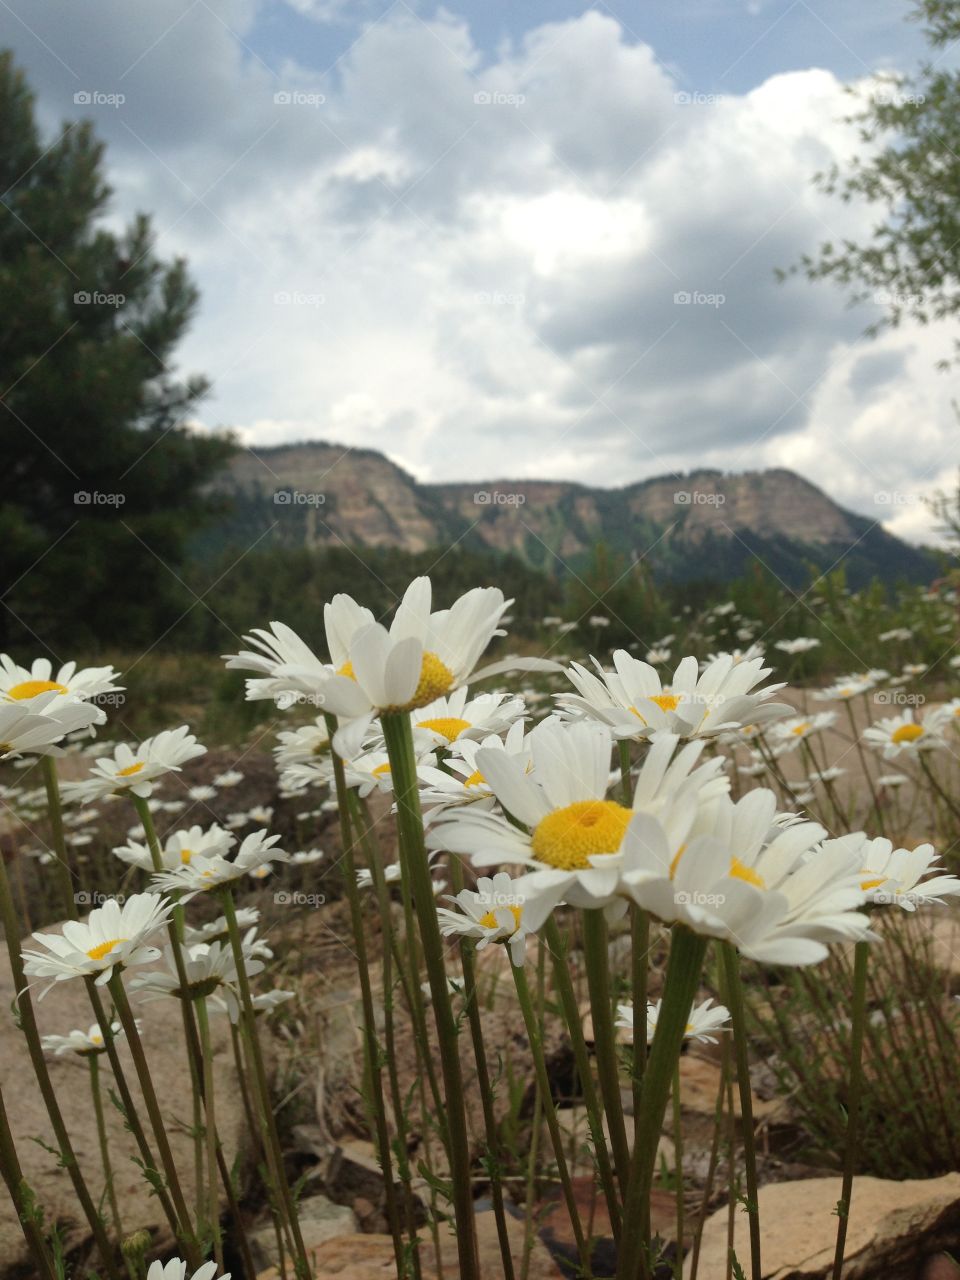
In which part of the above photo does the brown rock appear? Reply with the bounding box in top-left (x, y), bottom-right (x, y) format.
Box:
top-left (0, 947), bottom-right (248, 1270)
top-left (686, 1173), bottom-right (960, 1279)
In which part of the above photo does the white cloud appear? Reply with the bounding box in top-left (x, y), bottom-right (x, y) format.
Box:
top-left (4, 1), bottom-right (953, 543)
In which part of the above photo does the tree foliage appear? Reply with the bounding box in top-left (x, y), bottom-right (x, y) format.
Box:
top-left (0, 51), bottom-right (234, 653)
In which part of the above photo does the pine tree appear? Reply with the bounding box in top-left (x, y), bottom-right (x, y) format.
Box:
top-left (0, 50), bottom-right (234, 652)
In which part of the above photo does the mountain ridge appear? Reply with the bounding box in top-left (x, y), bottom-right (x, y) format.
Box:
top-left (204, 442), bottom-right (939, 586)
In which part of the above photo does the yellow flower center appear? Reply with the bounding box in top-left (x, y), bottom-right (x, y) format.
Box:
top-left (417, 716), bottom-right (471, 742)
top-left (479, 905), bottom-right (523, 932)
top-left (530, 800), bottom-right (633, 871)
top-left (463, 769), bottom-right (485, 789)
top-left (90, 1032), bottom-right (103, 1045)
top-left (791, 722), bottom-right (811, 736)
top-left (7, 679), bottom-right (68, 700)
top-left (180, 848), bottom-right (193, 864)
top-left (337, 660), bottom-right (355, 678)
top-left (87, 938), bottom-right (126, 962)
top-left (891, 723), bottom-right (924, 744)
top-left (668, 843), bottom-right (687, 879)
top-left (117, 761), bottom-right (145, 777)
top-left (407, 652), bottom-right (455, 710)
top-left (729, 858), bottom-right (765, 889)
top-left (372, 762), bottom-right (392, 776)
top-left (861, 876), bottom-right (887, 891)
top-left (648, 692), bottom-right (680, 713)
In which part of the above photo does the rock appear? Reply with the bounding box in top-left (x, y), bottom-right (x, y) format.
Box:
top-left (249, 1193), bottom-right (357, 1270)
top-left (0, 943), bottom-right (248, 1271)
top-left (679, 1054), bottom-right (785, 1124)
top-left (687, 1173), bottom-right (960, 1279)
top-left (255, 1209), bottom-right (563, 1278)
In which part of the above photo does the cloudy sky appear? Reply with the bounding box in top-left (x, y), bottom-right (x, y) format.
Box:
top-left (4, 0), bottom-right (957, 542)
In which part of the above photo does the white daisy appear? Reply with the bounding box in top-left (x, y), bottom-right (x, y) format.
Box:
top-left (113, 823), bottom-right (236, 873)
top-left (645, 647), bottom-right (672, 665)
top-left (129, 942), bottom-right (260, 1017)
top-left (146, 1261), bottom-right (230, 1280)
top-left (615, 997), bottom-right (731, 1045)
top-left (862, 710), bottom-right (945, 759)
top-left (60, 727), bottom-right (207, 804)
top-left (767, 712), bottom-right (837, 752)
top-left (813, 677), bottom-right (875, 702)
top-left (22, 893), bottom-right (172, 993)
top-left (428, 720), bottom-right (728, 914)
top-left (41, 1021), bottom-right (124, 1056)
top-left (822, 834), bottom-right (960, 911)
top-left (618, 790), bottom-right (871, 965)
top-left (0, 656), bottom-right (122, 706)
top-left (774, 638), bottom-right (820, 655)
top-left (558, 651), bottom-right (788, 740)
top-left (0, 696), bottom-right (104, 758)
top-left (411, 687), bottom-right (525, 751)
top-left (438, 872), bottom-right (531, 965)
top-left (184, 908), bottom-right (260, 947)
top-left (291, 848), bottom-right (324, 866)
top-left (213, 770), bottom-right (243, 787)
top-left (152, 831), bottom-right (286, 898)
top-left (417, 723), bottom-right (530, 818)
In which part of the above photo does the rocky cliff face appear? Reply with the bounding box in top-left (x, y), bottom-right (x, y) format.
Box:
top-left (210, 443), bottom-right (935, 585)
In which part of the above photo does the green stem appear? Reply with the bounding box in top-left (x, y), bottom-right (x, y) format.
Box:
top-left (831, 939), bottom-right (869, 1280)
top-left (0, 1081), bottom-right (59, 1280)
top-left (689, 1032), bottom-right (729, 1280)
top-left (631, 905), bottom-right (650, 1113)
top-left (107, 973), bottom-right (201, 1266)
top-left (381, 710), bottom-right (479, 1280)
top-left (542, 918), bottom-right (621, 1239)
top-left (89, 1054), bottom-right (123, 1240)
top-left (221, 888), bottom-right (313, 1278)
top-left (616, 926), bottom-right (708, 1280)
top-left (581, 909), bottom-right (630, 1195)
top-left (512, 961), bottom-right (592, 1277)
top-left (844, 701), bottom-right (885, 836)
top-left (41, 755), bottom-right (75, 920)
top-left (329, 755), bottom-right (408, 1278)
top-left (195, 997), bottom-right (223, 1269)
top-left (0, 856), bottom-right (120, 1278)
top-left (672, 1061), bottom-right (684, 1279)
top-left (719, 943), bottom-right (761, 1280)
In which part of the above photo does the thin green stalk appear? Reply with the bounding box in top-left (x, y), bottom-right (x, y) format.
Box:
top-left (513, 960), bottom-right (592, 1276)
top-left (107, 973), bottom-right (201, 1266)
top-left (831, 939), bottom-right (869, 1280)
top-left (195, 997), bottom-right (223, 1269)
top-left (581, 909), bottom-right (630, 1194)
top-left (0, 1081), bottom-right (59, 1280)
top-left (221, 888), bottom-right (313, 1279)
top-left (381, 710), bottom-right (479, 1280)
top-left (920, 754), bottom-right (960, 825)
top-left (616, 926), bottom-right (708, 1280)
top-left (672, 1061), bottom-right (684, 1278)
top-left (844, 701), bottom-right (885, 836)
top-left (541, 918), bottom-right (621, 1238)
top-left (41, 755), bottom-right (75, 920)
top-left (631, 905), bottom-right (650, 1113)
top-left (0, 857), bottom-right (121, 1278)
top-left (329, 747), bottom-right (408, 1278)
top-left (689, 1033), bottom-right (729, 1280)
top-left (89, 1054), bottom-right (123, 1240)
top-left (83, 978), bottom-right (180, 1239)
top-left (719, 943), bottom-right (761, 1280)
